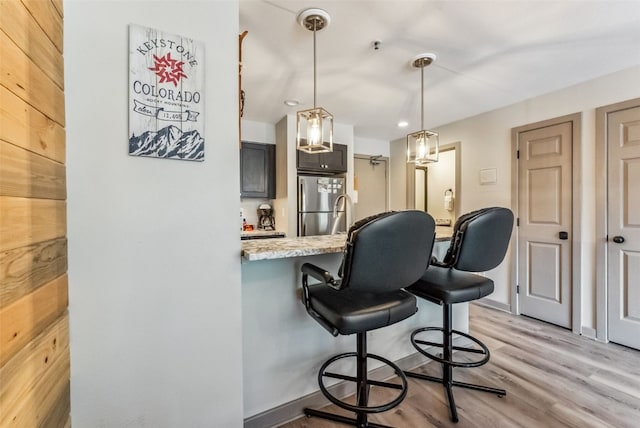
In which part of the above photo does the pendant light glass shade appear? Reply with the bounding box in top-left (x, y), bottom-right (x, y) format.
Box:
top-left (407, 129), bottom-right (439, 165)
top-left (296, 107), bottom-right (333, 152)
top-left (296, 8), bottom-right (333, 153)
top-left (407, 53), bottom-right (439, 165)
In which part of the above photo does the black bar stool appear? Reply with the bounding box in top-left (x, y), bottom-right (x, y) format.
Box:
top-left (301, 210), bottom-right (436, 428)
top-left (404, 207), bottom-right (514, 423)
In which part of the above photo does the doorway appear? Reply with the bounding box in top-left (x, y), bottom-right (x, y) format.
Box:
top-left (511, 113), bottom-right (582, 332)
top-left (407, 142), bottom-right (461, 224)
top-left (596, 98), bottom-right (640, 350)
top-left (354, 155), bottom-right (389, 221)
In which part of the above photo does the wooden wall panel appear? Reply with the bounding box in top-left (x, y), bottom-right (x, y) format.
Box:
top-left (0, 274), bottom-right (68, 368)
top-left (0, 313), bottom-right (70, 427)
top-left (0, 1), bottom-right (68, 424)
top-left (0, 197), bottom-right (66, 252)
top-left (0, 30), bottom-right (65, 126)
top-left (0, 238), bottom-right (67, 310)
top-left (51, 0), bottom-right (64, 19)
top-left (20, 0), bottom-right (64, 53)
top-left (0, 85), bottom-right (66, 163)
top-left (41, 381), bottom-right (71, 428)
top-left (0, 0), bottom-right (65, 89)
top-left (0, 140), bottom-right (66, 200)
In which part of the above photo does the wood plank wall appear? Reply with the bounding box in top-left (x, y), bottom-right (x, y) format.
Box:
top-left (0, 0), bottom-right (70, 426)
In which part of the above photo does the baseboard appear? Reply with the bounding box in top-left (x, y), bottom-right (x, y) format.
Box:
top-left (580, 326), bottom-right (597, 340)
top-left (475, 298), bottom-right (511, 313)
top-left (243, 337), bottom-right (471, 428)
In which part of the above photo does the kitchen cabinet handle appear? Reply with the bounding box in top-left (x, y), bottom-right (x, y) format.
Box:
top-left (612, 235), bottom-right (625, 244)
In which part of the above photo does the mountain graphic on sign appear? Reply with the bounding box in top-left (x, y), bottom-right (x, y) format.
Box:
top-left (129, 125), bottom-right (204, 161)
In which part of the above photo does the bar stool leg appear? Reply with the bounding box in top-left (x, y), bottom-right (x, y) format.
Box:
top-left (356, 333), bottom-right (369, 427)
top-left (442, 304), bottom-right (459, 422)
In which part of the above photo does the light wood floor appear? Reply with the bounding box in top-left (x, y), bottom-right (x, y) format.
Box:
top-left (280, 304), bottom-right (640, 428)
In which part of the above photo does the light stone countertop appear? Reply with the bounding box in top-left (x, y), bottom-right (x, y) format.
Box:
top-left (241, 234), bottom-right (347, 261)
top-left (241, 226), bottom-right (454, 262)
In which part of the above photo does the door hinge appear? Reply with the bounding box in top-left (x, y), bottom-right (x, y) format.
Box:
top-left (516, 285), bottom-right (520, 294)
top-left (516, 150), bottom-right (520, 159)
top-left (516, 217), bottom-right (520, 227)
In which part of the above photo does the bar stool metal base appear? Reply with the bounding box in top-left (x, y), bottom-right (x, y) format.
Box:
top-left (304, 332), bottom-right (408, 428)
top-left (404, 304), bottom-right (505, 423)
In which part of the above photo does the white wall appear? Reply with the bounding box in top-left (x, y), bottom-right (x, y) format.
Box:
top-left (65, 1), bottom-right (242, 426)
top-left (389, 136), bottom-right (408, 211)
top-left (431, 66), bottom-right (640, 331)
top-left (354, 136), bottom-right (390, 157)
top-left (242, 119), bottom-right (276, 145)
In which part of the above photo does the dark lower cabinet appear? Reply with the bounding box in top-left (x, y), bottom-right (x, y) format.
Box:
top-left (297, 143), bottom-right (347, 174)
top-left (240, 141), bottom-right (275, 198)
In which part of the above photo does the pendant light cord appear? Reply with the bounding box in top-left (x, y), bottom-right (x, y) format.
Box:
top-left (420, 65), bottom-right (425, 130)
top-left (313, 19), bottom-right (317, 109)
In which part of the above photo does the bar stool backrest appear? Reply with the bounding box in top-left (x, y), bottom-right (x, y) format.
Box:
top-left (441, 207), bottom-right (513, 272)
top-left (339, 210), bottom-right (436, 293)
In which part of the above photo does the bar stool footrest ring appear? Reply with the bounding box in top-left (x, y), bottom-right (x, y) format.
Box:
top-left (410, 326), bottom-right (490, 368)
top-left (317, 351), bottom-right (409, 414)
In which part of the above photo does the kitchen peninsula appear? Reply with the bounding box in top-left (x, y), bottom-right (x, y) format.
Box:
top-left (240, 226), bottom-right (456, 426)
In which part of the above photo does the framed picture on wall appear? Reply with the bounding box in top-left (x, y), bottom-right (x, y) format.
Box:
top-left (128, 24), bottom-right (205, 161)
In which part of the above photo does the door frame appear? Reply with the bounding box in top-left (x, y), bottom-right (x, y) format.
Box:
top-left (595, 97), bottom-right (640, 343)
top-left (406, 141), bottom-right (461, 221)
top-left (354, 154), bottom-right (390, 213)
top-left (510, 113), bottom-right (582, 334)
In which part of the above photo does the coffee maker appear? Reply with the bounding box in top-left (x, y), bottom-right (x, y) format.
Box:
top-left (258, 203), bottom-right (275, 230)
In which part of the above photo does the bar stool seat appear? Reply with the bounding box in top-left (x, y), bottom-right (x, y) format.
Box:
top-left (409, 267), bottom-right (494, 305)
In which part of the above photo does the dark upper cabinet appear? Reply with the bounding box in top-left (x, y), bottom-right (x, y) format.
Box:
top-left (296, 143), bottom-right (348, 173)
top-left (240, 141), bottom-right (275, 198)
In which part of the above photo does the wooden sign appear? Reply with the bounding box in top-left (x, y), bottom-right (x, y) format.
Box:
top-left (128, 25), bottom-right (205, 161)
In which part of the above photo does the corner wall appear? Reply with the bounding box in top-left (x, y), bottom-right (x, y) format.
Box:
top-left (65, 1), bottom-right (242, 426)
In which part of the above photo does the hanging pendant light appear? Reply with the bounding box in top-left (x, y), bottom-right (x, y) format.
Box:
top-left (407, 53), bottom-right (439, 165)
top-left (296, 8), bottom-right (333, 153)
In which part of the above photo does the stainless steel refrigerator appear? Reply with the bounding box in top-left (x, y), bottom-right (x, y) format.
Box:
top-left (298, 175), bottom-right (346, 236)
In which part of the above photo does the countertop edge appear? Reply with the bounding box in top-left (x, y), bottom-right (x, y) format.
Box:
top-left (241, 235), bottom-right (348, 262)
top-left (241, 229), bottom-right (453, 262)
top-left (242, 245), bottom-right (345, 261)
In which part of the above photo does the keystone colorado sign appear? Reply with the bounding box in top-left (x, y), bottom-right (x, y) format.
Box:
top-left (128, 24), bottom-right (205, 161)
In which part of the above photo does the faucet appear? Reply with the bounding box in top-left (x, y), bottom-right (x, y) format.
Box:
top-left (331, 193), bottom-right (353, 234)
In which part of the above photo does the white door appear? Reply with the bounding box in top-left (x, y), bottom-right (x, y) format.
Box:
top-left (354, 156), bottom-right (388, 221)
top-left (607, 105), bottom-right (640, 350)
top-left (517, 121), bottom-right (573, 328)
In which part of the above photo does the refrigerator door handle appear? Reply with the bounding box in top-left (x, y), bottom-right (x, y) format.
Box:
top-left (299, 181), bottom-right (304, 212)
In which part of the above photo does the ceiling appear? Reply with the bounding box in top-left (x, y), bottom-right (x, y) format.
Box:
top-left (239, 0), bottom-right (640, 142)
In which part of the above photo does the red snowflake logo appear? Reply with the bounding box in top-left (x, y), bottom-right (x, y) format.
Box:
top-left (149, 53), bottom-right (187, 86)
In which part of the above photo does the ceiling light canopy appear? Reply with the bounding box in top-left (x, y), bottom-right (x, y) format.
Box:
top-left (407, 53), bottom-right (439, 165)
top-left (296, 8), bottom-right (333, 154)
